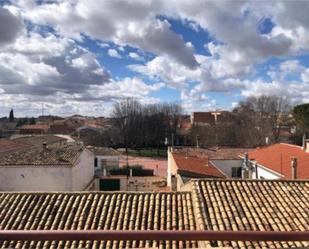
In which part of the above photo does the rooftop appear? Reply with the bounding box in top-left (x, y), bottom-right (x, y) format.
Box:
top-left (0, 139), bottom-right (29, 153)
top-left (191, 179), bottom-right (309, 248)
top-left (0, 179), bottom-right (308, 248)
top-left (19, 124), bottom-right (49, 130)
top-left (248, 143), bottom-right (309, 179)
top-left (172, 153), bottom-right (226, 178)
top-left (0, 143), bottom-right (84, 166)
top-left (173, 147), bottom-right (251, 160)
top-left (87, 146), bottom-right (120, 156)
top-left (12, 135), bottom-right (67, 146)
top-left (0, 191), bottom-right (197, 249)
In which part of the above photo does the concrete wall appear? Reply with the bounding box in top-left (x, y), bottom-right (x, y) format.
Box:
top-left (94, 155), bottom-right (119, 176)
top-left (0, 165), bottom-right (72, 191)
top-left (0, 149), bottom-right (94, 191)
top-left (72, 148), bottom-right (95, 190)
top-left (94, 176), bottom-right (167, 191)
top-left (167, 148), bottom-right (178, 187)
top-left (211, 160), bottom-right (242, 178)
top-left (254, 165), bottom-right (281, 179)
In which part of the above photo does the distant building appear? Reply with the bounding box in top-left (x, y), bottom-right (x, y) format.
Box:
top-left (87, 146), bottom-right (120, 176)
top-left (19, 124), bottom-right (49, 134)
top-left (49, 120), bottom-right (75, 134)
top-left (244, 140), bottom-right (309, 180)
top-left (0, 142), bottom-right (94, 191)
top-left (167, 148), bottom-right (226, 190)
top-left (190, 111), bottom-right (224, 125)
top-left (170, 147), bottom-right (251, 183)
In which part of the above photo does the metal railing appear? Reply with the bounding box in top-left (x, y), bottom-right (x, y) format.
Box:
top-left (0, 230), bottom-right (308, 242)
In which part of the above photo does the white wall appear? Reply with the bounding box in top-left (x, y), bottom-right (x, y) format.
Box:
top-left (211, 160), bottom-right (242, 177)
top-left (253, 165), bottom-right (281, 179)
top-left (0, 166), bottom-right (72, 191)
top-left (72, 149), bottom-right (95, 190)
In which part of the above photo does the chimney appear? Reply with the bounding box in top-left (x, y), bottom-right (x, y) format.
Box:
top-left (291, 157), bottom-right (297, 180)
top-left (43, 142), bottom-right (47, 150)
top-left (302, 134), bottom-right (306, 151)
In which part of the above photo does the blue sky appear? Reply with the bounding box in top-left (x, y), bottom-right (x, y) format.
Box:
top-left (0, 0), bottom-right (309, 117)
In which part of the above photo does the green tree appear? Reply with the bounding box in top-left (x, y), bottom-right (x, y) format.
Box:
top-left (9, 109), bottom-right (14, 122)
top-left (293, 103), bottom-right (309, 132)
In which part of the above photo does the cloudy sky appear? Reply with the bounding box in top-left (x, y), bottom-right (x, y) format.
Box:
top-left (0, 0), bottom-right (309, 117)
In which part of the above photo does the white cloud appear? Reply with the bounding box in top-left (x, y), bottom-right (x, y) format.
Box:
top-left (128, 52), bottom-right (143, 61)
top-left (107, 48), bottom-right (121, 58)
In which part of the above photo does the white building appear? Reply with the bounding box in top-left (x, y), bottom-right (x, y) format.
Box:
top-left (87, 146), bottom-right (120, 176)
top-left (0, 142), bottom-right (94, 191)
top-left (244, 140), bottom-right (309, 180)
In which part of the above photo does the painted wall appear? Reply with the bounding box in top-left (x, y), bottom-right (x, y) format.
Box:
top-left (254, 165), bottom-right (281, 179)
top-left (72, 148), bottom-right (95, 190)
top-left (0, 149), bottom-right (95, 191)
top-left (167, 148), bottom-right (178, 187)
top-left (0, 165), bottom-right (72, 191)
top-left (94, 155), bottom-right (119, 176)
top-left (211, 160), bottom-right (242, 178)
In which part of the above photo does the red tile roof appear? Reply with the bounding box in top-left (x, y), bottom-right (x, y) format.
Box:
top-left (0, 139), bottom-right (29, 153)
top-left (172, 153), bottom-right (226, 178)
top-left (20, 124), bottom-right (49, 130)
top-left (248, 143), bottom-right (309, 179)
top-left (173, 147), bottom-right (251, 160)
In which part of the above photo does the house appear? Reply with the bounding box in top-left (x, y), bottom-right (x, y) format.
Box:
top-left (167, 148), bottom-right (226, 190)
top-left (0, 142), bottom-right (94, 191)
top-left (190, 111), bottom-right (227, 126)
top-left (0, 179), bottom-right (308, 249)
top-left (170, 147), bottom-right (251, 181)
top-left (49, 120), bottom-right (76, 134)
top-left (87, 146), bottom-right (120, 176)
top-left (19, 124), bottom-right (49, 134)
top-left (244, 140), bottom-right (309, 179)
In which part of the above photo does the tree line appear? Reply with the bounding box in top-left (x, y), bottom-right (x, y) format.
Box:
top-left (112, 98), bottom-right (182, 153)
top-left (108, 96), bottom-right (309, 150)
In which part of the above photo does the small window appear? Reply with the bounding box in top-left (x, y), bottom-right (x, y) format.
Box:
top-left (231, 167), bottom-right (242, 178)
top-left (94, 157), bottom-right (98, 167)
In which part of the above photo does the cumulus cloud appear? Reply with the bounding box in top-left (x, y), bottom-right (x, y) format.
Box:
top-left (0, 7), bottom-right (23, 46)
top-left (18, 0), bottom-right (198, 68)
top-left (0, 32), bottom-right (110, 97)
top-left (107, 48), bottom-right (121, 58)
top-left (128, 52), bottom-right (143, 61)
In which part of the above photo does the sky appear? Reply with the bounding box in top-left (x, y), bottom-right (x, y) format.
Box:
top-left (0, 0), bottom-right (309, 117)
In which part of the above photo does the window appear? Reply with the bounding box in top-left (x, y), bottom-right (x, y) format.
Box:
top-left (94, 157), bottom-right (98, 167)
top-left (231, 167), bottom-right (242, 178)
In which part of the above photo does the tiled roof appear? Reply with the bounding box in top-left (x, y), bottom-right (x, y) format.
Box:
top-left (248, 143), bottom-right (309, 179)
top-left (13, 135), bottom-right (67, 146)
top-left (0, 139), bottom-right (29, 153)
top-left (87, 146), bottom-right (120, 156)
top-left (173, 147), bottom-right (251, 160)
top-left (0, 143), bottom-right (84, 166)
top-left (20, 124), bottom-right (49, 130)
top-left (172, 153), bottom-right (226, 178)
top-left (192, 179), bottom-right (309, 248)
top-left (0, 192), bottom-right (198, 249)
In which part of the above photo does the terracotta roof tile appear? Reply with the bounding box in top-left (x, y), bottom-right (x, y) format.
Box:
top-left (0, 139), bottom-right (29, 153)
top-left (0, 192), bottom-right (198, 249)
top-left (248, 143), bottom-right (309, 179)
top-left (172, 153), bottom-right (226, 178)
top-left (192, 179), bottom-right (309, 248)
top-left (173, 147), bottom-right (252, 160)
top-left (0, 143), bottom-right (84, 166)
